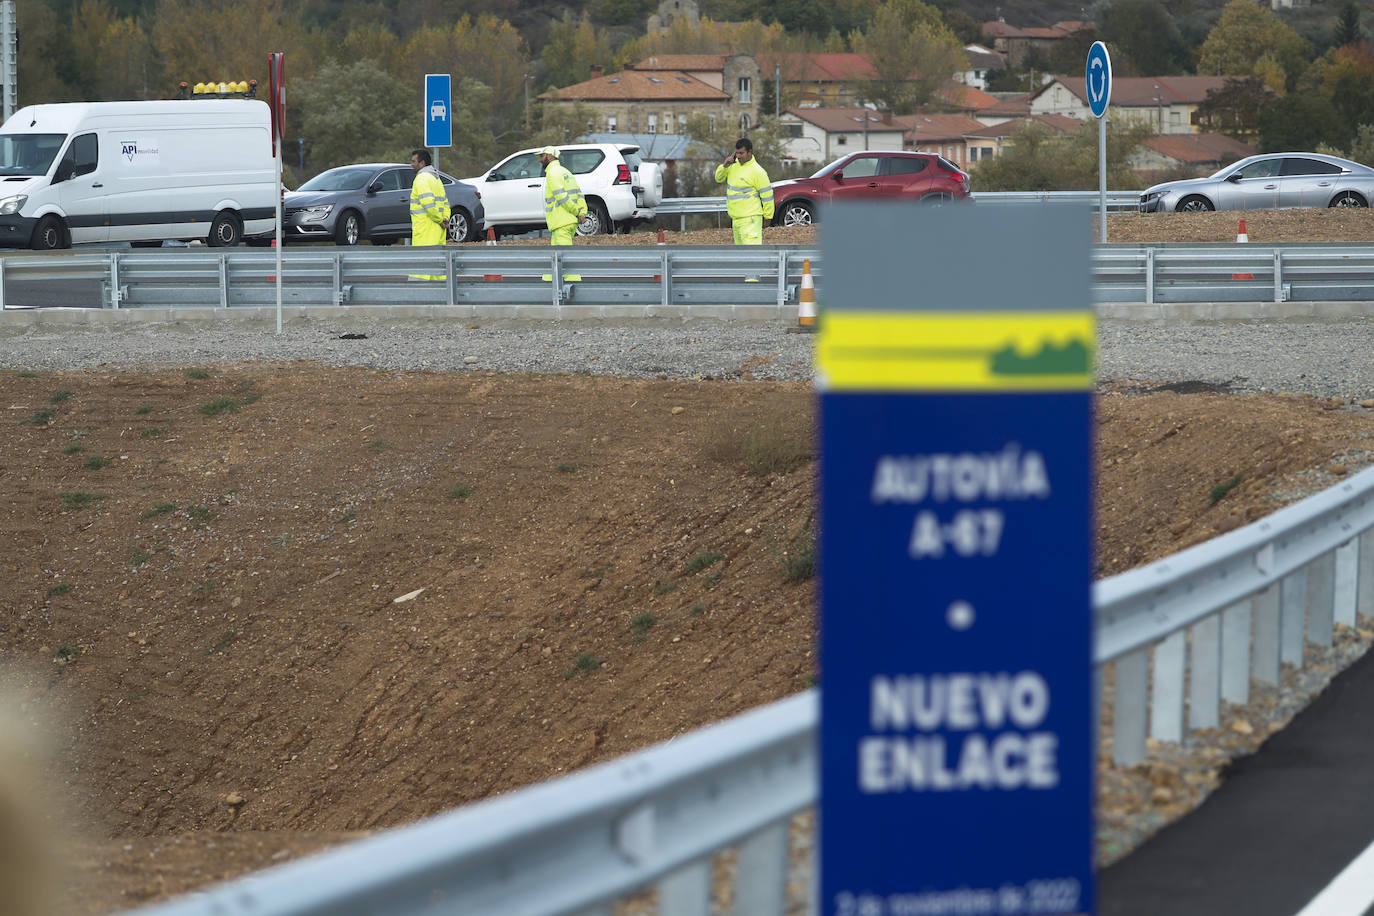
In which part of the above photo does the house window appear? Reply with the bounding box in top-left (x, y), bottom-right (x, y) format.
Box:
top-left (739, 113), bottom-right (750, 130)
top-left (648, 114), bottom-right (658, 134)
top-left (663, 113), bottom-right (672, 133)
top-left (981, 146), bottom-right (993, 159)
top-left (607, 116), bottom-right (617, 133)
top-left (678, 114), bottom-right (687, 133)
top-left (738, 76), bottom-right (752, 103)
top-left (1169, 110), bottom-right (1181, 127)
top-left (837, 135), bottom-right (847, 146)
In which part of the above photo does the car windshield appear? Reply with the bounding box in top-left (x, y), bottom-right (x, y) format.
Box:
top-left (810, 159), bottom-right (848, 178)
top-left (0, 133), bottom-right (65, 177)
top-left (297, 167), bottom-right (375, 192)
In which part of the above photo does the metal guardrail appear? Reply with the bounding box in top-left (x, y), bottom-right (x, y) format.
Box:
top-left (654, 190), bottom-right (1143, 224)
top-left (10, 243), bottom-right (1374, 315)
top-left (115, 465), bottom-right (1374, 916)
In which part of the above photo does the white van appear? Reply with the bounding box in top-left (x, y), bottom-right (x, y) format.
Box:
top-left (0, 100), bottom-right (277, 249)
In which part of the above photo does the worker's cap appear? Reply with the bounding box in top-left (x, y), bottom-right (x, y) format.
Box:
top-left (540, 146), bottom-right (560, 158)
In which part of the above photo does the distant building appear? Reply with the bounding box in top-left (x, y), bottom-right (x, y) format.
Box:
top-left (956, 44), bottom-right (1007, 91)
top-left (1030, 75), bottom-right (1239, 134)
top-left (778, 107), bottom-right (904, 163)
top-left (982, 20), bottom-right (1095, 68)
top-left (1130, 133), bottom-right (1257, 178)
top-left (647, 0), bottom-right (698, 34)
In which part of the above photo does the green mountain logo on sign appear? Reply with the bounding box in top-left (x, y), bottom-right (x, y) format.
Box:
top-left (990, 339), bottom-right (1091, 375)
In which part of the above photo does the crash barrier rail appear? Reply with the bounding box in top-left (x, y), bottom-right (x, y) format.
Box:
top-left (117, 466), bottom-right (1374, 916)
top-left (10, 243), bottom-right (1374, 314)
top-left (654, 190), bottom-right (1142, 228)
top-left (0, 246), bottom-right (815, 317)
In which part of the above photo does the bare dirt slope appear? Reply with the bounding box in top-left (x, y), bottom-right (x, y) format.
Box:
top-left (6, 208), bottom-right (1374, 913)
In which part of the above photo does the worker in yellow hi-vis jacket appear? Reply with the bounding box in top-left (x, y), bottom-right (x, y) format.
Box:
top-left (409, 148), bottom-right (450, 281)
top-left (541, 146), bottom-right (587, 281)
top-left (714, 137), bottom-right (774, 245)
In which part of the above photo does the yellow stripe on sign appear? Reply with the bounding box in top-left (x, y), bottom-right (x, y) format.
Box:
top-left (816, 311), bottom-right (1097, 391)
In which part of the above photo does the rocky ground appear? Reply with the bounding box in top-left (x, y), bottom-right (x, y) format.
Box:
top-left (5, 206), bottom-right (1374, 914)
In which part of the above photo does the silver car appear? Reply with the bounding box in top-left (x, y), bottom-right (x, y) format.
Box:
top-left (1139, 153), bottom-right (1374, 213)
top-left (283, 163), bottom-right (485, 245)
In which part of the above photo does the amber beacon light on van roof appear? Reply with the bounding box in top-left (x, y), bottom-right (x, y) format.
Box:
top-left (179, 80), bottom-right (258, 99)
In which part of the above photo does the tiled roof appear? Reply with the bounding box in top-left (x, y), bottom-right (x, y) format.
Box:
top-left (934, 82), bottom-right (1002, 111)
top-left (633, 54), bottom-right (729, 71)
top-left (782, 106), bottom-right (905, 133)
top-left (1038, 75), bottom-right (1239, 106)
top-left (962, 45), bottom-right (1007, 71)
top-left (758, 53), bottom-right (878, 82)
top-left (893, 112), bottom-right (986, 142)
top-left (540, 69), bottom-right (728, 101)
top-left (979, 95), bottom-right (1033, 118)
top-left (1143, 133), bottom-right (1256, 164)
top-left (965, 113), bottom-right (1080, 139)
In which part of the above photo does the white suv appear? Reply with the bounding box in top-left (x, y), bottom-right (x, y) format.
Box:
top-left (463, 143), bottom-right (663, 237)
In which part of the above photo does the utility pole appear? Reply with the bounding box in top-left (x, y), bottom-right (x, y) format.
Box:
top-left (775, 65), bottom-right (781, 119)
top-left (524, 73), bottom-right (531, 136)
top-left (0, 1), bottom-right (16, 123)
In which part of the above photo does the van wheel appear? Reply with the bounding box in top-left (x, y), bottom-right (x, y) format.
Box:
top-left (207, 212), bottom-right (242, 247)
top-left (30, 215), bottom-right (66, 250)
top-left (334, 210), bottom-right (362, 245)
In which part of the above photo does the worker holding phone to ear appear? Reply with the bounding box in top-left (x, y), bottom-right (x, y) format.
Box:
top-left (714, 137), bottom-right (773, 245)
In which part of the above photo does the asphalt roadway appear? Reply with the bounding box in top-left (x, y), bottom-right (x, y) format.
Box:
top-left (1100, 641), bottom-right (1374, 916)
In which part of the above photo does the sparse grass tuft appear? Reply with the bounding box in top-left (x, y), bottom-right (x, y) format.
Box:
top-left (54, 645), bottom-right (76, 660)
top-left (447, 483), bottom-right (473, 499)
top-left (186, 505), bottom-right (211, 526)
top-left (685, 552), bottom-right (724, 574)
top-left (62, 443), bottom-right (85, 455)
top-left (367, 439), bottom-right (394, 450)
top-left (185, 368), bottom-right (211, 380)
top-left (776, 526), bottom-right (817, 583)
top-left (1209, 473), bottom-right (1244, 504)
top-left (556, 463), bottom-right (578, 473)
top-left (198, 397), bottom-right (239, 416)
top-left (59, 490), bottom-right (105, 510)
top-left (130, 548), bottom-right (153, 567)
top-left (31, 409), bottom-right (54, 426)
top-left (46, 584), bottom-right (70, 597)
top-left (581, 564), bottom-right (612, 580)
top-left (135, 405), bottom-right (154, 415)
top-left (16, 371), bottom-right (39, 378)
top-left (141, 502), bottom-right (177, 520)
top-left (690, 602), bottom-right (706, 615)
top-left (710, 415), bottom-right (813, 477)
top-left (84, 455), bottom-right (110, 471)
top-left (563, 651), bottom-right (601, 678)
top-left (653, 581), bottom-right (678, 596)
top-left (49, 390), bottom-right (72, 404)
top-left (192, 583), bottom-right (216, 596)
top-left (140, 427), bottom-right (167, 438)
top-left (630, 612), bottom-right (657, 642)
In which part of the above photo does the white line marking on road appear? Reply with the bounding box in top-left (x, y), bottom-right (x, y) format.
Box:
top-left (1295, 837), bottom-right (1374, 916)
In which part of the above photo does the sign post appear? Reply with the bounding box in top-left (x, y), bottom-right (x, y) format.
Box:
top-left (268, 51), bottom-right (285, 334)
top-left (424, 74), bottom-right (452, 174)
top-left (1086, 41), bottom-right (1112, 245)
top-left (816, 202), bottom-right (1096, 916)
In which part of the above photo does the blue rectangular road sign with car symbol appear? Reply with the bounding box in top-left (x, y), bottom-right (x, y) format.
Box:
top-left (816, 202), bottom-right (1096, 916)
top-left (424, 73), bottom-right (451, 148)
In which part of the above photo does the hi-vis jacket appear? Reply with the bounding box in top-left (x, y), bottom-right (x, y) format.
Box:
top-left (409, 166), bottom-right (450, 246)
top-left (544, 160), bottom-right (587, 231)
top-left (714, 158), bottom-right (775, 221)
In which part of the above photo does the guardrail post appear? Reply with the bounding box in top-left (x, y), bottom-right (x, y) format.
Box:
top-left (1189, 616), bottom-right (1221, 730)
top-left (1220, 599), bottom-right (1252, 704)
top-left (1305, 552), bottom-right (1336, 647)
top-left (551, 249), bottom-right (563, 310)
top-left (1145, 247), bottom-right (1155, 306)
top-left (1273, 250), bottom-right (1284, 303)
top-left (776, 250), bottom-right (788, 313)
top-left (658, 859), bottom-right (711, 916)
top-left (446, 249), bottom-right (456, 306)
top-left (332, 251), bottom-right (342, 307)
top-left (108, 252), bottom-right (119, 309)
top-left (662, 250), bottom-right (672, 311)
top-left (1252, 583), bottom-right (1282, 685)
top-left (733, 821), bottom-right (788, 916)
top-left (217, 254), bottom-right (227, 309)
top-left (1112, 648), bottom-right (1149, 766)
top-left (1336, 539), bottom-right (1359, 627)
top-left (1280, 567), bottom-right (1307, 667)
top-left (1359, 531), bottom-right (1374, 619)
top-left (1150, 630), bottom-right (1186, 742)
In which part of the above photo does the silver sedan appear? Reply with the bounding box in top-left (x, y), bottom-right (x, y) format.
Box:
top-left (1139, 153), bottom-right (1374, 212)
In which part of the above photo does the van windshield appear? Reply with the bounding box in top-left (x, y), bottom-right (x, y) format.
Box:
top-left (0, 134), bottom-right (65, 177)
top-left (297, 167), bottom-right (375, 192)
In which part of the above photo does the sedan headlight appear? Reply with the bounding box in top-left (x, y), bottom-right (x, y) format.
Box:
top-left (300, 204), bottom-right (333, 221)
top-left (0, 194), bottom-right (27, 215)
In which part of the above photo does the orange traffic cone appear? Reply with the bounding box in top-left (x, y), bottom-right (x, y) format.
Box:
top-left (657, 227), bottom-right (665, 245)
top-left (798, 258), bottom-right (817, 329)
top-left (485, 227), bottom-right (496, 246)
top-left (1232, 220), bottom-right (1254, 279)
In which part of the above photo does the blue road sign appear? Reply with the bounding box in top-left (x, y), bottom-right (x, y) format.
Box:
top-left (425, 73), bottom-right (452, 148)
top-left (816, 203), bottom-right (1096, 916)
top-left (1086, 41), bottom-right (1112, 119)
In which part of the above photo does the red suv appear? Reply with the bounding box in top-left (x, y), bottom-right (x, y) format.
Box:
top-left (770, 151), bottom-right (971, 225)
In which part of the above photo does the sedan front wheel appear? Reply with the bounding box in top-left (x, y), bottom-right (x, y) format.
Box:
top-left (1176, 195), bottom-right (1214, 213)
